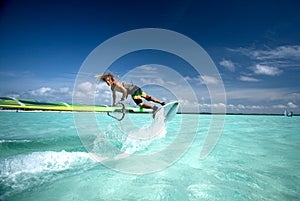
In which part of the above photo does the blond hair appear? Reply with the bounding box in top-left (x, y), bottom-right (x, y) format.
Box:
top-left (96, 72), bottom-right (115, 82)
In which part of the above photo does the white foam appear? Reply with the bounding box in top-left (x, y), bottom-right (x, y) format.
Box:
top-left (0, 150), bottom-right (95, 199)
top-left (90, 111), bottom-right (168, 160)
top-left (0, 150), bottom-right (94, 178)
top-left (0, 139), bottom-right (32, 143)
top-left (119, 110), bottom-right (167, 154)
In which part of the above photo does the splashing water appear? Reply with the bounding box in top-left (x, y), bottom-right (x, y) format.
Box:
top-left (0, 151), bottom-right (95, 199)
top-left (92, 109), bottom-right (167, 159)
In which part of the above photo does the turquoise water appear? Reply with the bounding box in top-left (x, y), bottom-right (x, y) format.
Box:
top-left (0, 112), bottom-right (299, 200)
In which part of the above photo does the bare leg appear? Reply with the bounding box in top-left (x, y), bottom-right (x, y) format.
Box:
top-left (149, 97), bottom-right (165, 105)
top-left (140, 103), bottom-right (154, 109)
top-left (140, 103), bottom-right (159, 115)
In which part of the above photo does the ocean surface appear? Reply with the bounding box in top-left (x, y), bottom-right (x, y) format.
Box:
top-left (0, 112), bottom-right (299, 200)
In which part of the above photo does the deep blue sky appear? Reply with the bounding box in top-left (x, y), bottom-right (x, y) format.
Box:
top-left (1, 0), bottom-right (300, 113)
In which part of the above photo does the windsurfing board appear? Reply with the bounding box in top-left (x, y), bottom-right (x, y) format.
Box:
top-left (153, 101), bottom-right (179, 122)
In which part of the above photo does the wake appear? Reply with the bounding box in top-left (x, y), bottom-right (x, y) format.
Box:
top-left (0, 150), bottom-right (95, 199)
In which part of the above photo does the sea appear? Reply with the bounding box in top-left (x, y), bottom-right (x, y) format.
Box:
top-left (0, 111), bottom-right (299, 201)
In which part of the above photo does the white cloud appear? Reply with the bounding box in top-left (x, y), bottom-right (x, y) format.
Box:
top-left (30, 87), bottom-right (52, 96)
top-left (287, 102), bottom-right (298, 108)
top-left (239, 76), bottom-right (260, 82)
top-left (197, 102), bottom-right (279, 113)
top-left (251, 45), bottom-right (300, 60)
top-left (22, 87), bottom-right (72, 103)
top-left (226, 88), bottom-right (298, 102)
top-left (139, 77), bottom-right (167, 86)
top-left (77, 81), bottom-right (94, 91)
top-left (183, 76), bottom-right (192, 81)
top-left (247, 105), bottom-right (265, 110)
top-left (253, 64), bottom-right (282, 76)
top-left (58, 87), bottom-right (69, 93)
top-left (73, 81), bottom-right (114, 105)
top-left (138, 65), bottom-right (158, 72)
top-left (225, 104), bottom-right (267, 113)
top-left (200, 75), bottom-right (220, 85)
top-left (185, 75), bottom-right (221, 85)
top-left (219, 59), bottom-right (235, 72)
top-left (272, 104), bottom-right (286, 109)
top-left (228, 45), bottom-right (300, 73)
top-left (96, 82), bottom-right (109, 91)
top-left (122, 65), bottom-right (171, 87)
top-left (184, 101), bottom-right (289, 113)
top-left (291, 93), bottom-right (300, 99)
top-left (272, 102), bottom-right (298, 109)
top-left (237, 104), bottom-right (245, 109)
top-left (0, 70), bottom-right (34, 78)
top-left (230, 45), bottom-right (300, 61)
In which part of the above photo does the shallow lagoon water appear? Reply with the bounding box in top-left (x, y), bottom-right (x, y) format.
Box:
top-left (0, 112), bottom-right (299, 200)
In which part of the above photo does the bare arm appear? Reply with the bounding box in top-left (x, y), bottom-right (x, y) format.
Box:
top-left (112, 90), bottom-right (117, 106)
